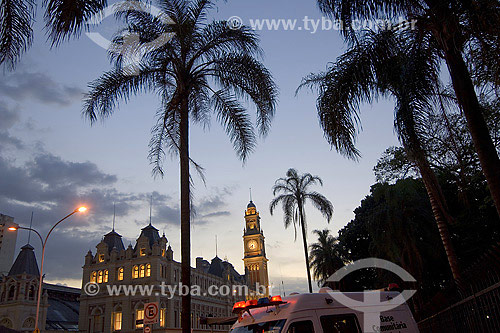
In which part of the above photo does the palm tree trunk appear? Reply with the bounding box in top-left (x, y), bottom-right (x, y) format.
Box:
top-left (298, 204), bottom-right (313, 293)
top-left (442, 38), bottom-right (500, 219)
top-left (410, 146), bottom-right (462, 283)
top-left (180, 97), bottom-right (191, 333)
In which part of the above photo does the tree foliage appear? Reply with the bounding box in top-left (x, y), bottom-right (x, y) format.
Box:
top-left (0, 0), bottom-right (108, 69)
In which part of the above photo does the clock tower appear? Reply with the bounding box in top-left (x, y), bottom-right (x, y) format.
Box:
top-left (243, 200), bottom-right (269, 297)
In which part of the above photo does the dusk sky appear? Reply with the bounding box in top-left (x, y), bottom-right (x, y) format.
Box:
top-left (0, 0), bottom-right (400, 293)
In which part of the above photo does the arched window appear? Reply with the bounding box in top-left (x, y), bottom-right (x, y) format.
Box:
top-left (146, 264), bottom-right (151, 277)
top-left (97, 270), bottom-right (103, 284)
top-left (7, 285), bottom-right (15, 300)
top-left (28, 285), bottom-right (36, 300)
top-left (90, 271), bottom-right (97, 283)
top-left (140, 248), bottom-right (146, 256)
top-left (139, 265), bottom-right (145, 278)
top-left (0, 318), bottom-right (13, 328)
top-left (117, 267), bottom-right (124, 281)
top-left (135, 308), bottom-right (144, 328)
top-left (133, 266), bottom-right (139, 279)
top-left (160, 304), bottom-right (166, 327)
top-left (92, 307), bottom-right (104, 332)
top-left (103, 270), bottom-right (109, 283)
top-left (112, 308), bottom-right (122, 331)
top-left (22, 317), bottom-right (35, 329)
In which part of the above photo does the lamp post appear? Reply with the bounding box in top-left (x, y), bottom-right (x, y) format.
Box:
top-left (9, 206), bottom-right (87, 333)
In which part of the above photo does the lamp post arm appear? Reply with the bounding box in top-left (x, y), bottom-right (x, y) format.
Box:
top-left (43, 210), bottom-right (77, 245)
top-left (16, 227), bottom-right (43, 249)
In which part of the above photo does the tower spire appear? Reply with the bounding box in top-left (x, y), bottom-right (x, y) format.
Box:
top-left (249, 187), bottom-right (252, 202)
top-left (112, 203), bottom-right (116, 231)
top-left (149, 195), bottom-right (153, 226)
top-left (27, 211), bottom-right (33, 245)
top-left (215, 235), bottom-right (218, 257)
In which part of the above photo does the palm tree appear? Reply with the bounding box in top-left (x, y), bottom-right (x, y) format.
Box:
top-left (299, 29), bottom-right (462, 282)
top-left (270, 169), bottom-right (334, 293)
top-left (316, 0), bottom-right (500, 220)
top-left (0, 0), bottom-right (108, 68)
top-left (309, 229), bottom-right (345, 287)
top-left (83, 1), bottom-right (277, 331)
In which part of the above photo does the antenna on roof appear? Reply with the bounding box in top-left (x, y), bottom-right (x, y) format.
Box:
top-left (279, 264), bottom-right (286, 297)
top-left (27, 211), bottom-right (33, 245)
top-left (249, 188), bottom-right (252, 202)
top-left (215, 235), bottom-right (218, 257)
top-left (112, 203), bottom-right (116, 231)
top-left (149, 195), bottom-right (153, 226)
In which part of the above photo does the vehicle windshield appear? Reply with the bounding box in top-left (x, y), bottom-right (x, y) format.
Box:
top-left (230, 319), bottom-right (286, 333)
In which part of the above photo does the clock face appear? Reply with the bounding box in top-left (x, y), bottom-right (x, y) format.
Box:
top-left (248, 240), bottom-right (258, 250)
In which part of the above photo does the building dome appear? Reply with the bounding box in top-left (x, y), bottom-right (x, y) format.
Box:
top-left (247, 201), bottom-right (256, 209)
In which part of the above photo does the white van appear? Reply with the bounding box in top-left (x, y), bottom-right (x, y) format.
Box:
top-left (229, 289), bottom-right (419, 333)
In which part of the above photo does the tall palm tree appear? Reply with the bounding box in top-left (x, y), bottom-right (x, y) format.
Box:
top-left (83, 1), bottom-right (277, 331)
top-left (316, 0), bottom-right (500, 220)
top-left (299, 29), bottom-right (462, 282)
top-left (270, 169), bottom-right (334, 293)
top-left (309, 229), bottom-right (345, 287)
top-left (0, 0), bottom-right (108, 68)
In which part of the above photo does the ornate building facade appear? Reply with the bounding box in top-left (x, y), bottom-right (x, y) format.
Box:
top-left (0, 244), bottom-right (47, 331)
top-left (78, 222), bottom-right (246, 332)
top-left (242, 201), bottom-right (270, 297)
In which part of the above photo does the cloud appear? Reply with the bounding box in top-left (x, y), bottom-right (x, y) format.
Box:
top-left (27, 154), bottom-right (117, 188)
top-left (0, 131), bottom-right (24, 149)
top-left (0, 102), bottom-right (20, 130)
top-left (0, 103), bottom-right (24, 150)
top-left (201, 211), bottom-right (231, 218)
top-left (0, 71), bottom-right (83, 106)
top-left (149, 188), bottom-right (234, 227)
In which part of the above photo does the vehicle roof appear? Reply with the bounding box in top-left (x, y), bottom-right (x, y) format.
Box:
top-left (232, 291), bottom-right (408, 328)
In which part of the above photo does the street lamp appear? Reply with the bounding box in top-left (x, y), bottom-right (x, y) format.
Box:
top-left (8, 206), bottom-right (88, 333)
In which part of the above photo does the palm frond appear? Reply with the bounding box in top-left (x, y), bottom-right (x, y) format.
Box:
top-left (305, 192), bottom-right (334, 222)
top-left (210, 89), bottom-right (256, 162)
top-left (43, 0), bottom-right (107, 46)
top-left (0, 0), bottom-right (34, 69)
top-left (83, 65), bottom-right (159, 123)
top-left (192, 21), bottom-right (261, 63)
top-left (211, 53), bottom-right (278, 136)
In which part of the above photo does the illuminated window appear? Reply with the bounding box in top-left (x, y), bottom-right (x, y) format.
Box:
top-left (160, 308), bottom-right (166, 327)
top-left (146, 264), bottom-right (151, 277)
top-left (113, 312), bottom-right (122, 331)
top-left (132, 266), bottom-right (139, 279)
top-left (136, 309), bottom-right (144, 328)
top-left (117, 267), bottom-right (124, 281)
top-left (103, 270), bottom-right (109, 283)
top-left (98, 254), bottom-right (105, 262)
top-left (97, 270), bottom-right (103, 284)
top-left (139, 265), bottom-right (145, 278)
top-left (90, 271), bottom-right (97, 283)
top-left (140, 248), bottom-right (146, 256)
top-left (161, 249), bottom-right (166, 257)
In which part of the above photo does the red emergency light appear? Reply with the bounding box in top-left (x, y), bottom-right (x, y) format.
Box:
top-left (232, 301), bottom-right (246, 313)
top-left (232, 296), bottom-right (287, 314)
top-left (270, 295), bottom-right (282, 303)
